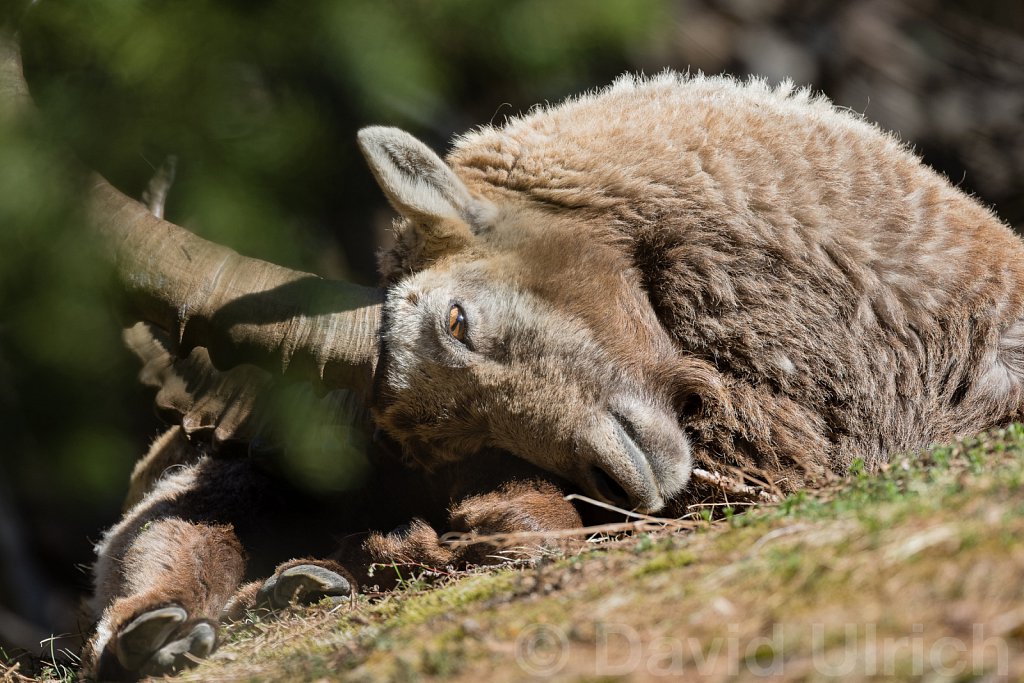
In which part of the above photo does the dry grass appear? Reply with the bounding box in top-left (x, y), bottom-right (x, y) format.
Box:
top-left (6, 426), bottom-right (1024, 682)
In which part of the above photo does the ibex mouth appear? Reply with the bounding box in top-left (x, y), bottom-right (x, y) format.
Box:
top-left (580, 412), bottom-right (663, 512)
top-left (611, 412), bottom-right (664, 511)
top-left (583, 400), bottom-right (691, 513)
top-left (588, 465), bottom-right (634, 509)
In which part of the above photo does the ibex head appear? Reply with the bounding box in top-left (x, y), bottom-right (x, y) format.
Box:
top-left (358, 127), bottom-right (692, 511)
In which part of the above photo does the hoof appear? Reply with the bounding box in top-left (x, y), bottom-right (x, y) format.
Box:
top-left (259, 564), bottom-right (353, 609)
top-left (99, 606), bottom-right (216, 680)
top-left (142, 621), bottom-right (216, 677)
top-left (116, 606), bottom-right (187, 672)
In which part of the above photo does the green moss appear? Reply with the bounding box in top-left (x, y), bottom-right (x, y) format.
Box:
top-left (630, 549), bottom-right (696, 578)
top-left (391, 568), bottom-right (519, 627)
top-left (418, 638), bottom-right (467, 677)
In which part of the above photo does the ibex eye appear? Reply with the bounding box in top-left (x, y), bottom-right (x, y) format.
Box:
top-left (447, 304), bottom-right (467, 343)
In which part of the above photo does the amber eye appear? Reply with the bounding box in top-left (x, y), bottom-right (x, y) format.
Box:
top-left (447, 304), bottom-right (467, 343)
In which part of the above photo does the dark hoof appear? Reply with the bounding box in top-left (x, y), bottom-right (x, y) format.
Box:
top-left (259, 564), bottom-right (352, 609)
top-left (116, 606), bottom-right (187, 672)
top-left (142, 621), bottom-right (216, 677)
top-left (100, 606), bottom-right (216, 680)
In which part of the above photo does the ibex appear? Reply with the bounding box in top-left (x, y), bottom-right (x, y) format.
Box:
top-left (7, 30), bottom-right (1024, 678)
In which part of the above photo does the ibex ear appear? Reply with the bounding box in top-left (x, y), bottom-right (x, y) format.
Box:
top-left (357, 127), bottom-right (494, 242)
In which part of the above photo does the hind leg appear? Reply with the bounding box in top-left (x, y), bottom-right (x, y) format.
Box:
top-left (86, 518), bottom-right (244, 680)
top-left (84, 445), bottom-right (270, 681)
top-left (339, 475), bottom-right (583, 590)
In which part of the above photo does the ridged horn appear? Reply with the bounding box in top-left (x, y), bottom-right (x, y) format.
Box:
top-left (1, 30), bottom-right (384, 398)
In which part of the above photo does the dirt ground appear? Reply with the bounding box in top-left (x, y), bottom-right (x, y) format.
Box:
top-left (6, 427), bottom-right (1019, 682)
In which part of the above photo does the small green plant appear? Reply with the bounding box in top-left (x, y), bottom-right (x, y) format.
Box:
top-left (37, 634), bottom-right (80, 683)
top-left (633, 533), bottom-right (655, 553)
top-left (848, 457), bottom-right (866, 477)
top-left (367, 561), bottom-right (434, 593)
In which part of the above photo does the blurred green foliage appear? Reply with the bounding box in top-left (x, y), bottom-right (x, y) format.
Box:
top-left (17, 0), bottom-right (673, 275)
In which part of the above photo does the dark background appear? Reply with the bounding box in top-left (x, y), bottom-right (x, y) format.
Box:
top-left (1, 0), bottom-right (1022, 667)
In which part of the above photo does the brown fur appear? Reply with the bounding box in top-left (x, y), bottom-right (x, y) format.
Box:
top-left (86, 73), bottom-right (1024, 678)
top-left (372, 73), bottom-right (1024, 501)
top-left (340, 476), bottom-right (583, 590)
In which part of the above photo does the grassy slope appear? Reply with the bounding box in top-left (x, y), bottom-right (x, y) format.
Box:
top-left (176, 427), bottom-right (1024, 682)
top-left (7, 428), bottom-right (1024, 682)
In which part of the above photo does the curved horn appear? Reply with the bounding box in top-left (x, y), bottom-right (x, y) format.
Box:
top-left (2, 30), bottom-right (383, 398)
top-left (90, 177), bottom-right (384, 390)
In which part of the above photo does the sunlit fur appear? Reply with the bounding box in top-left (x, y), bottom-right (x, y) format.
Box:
top-left (374, 72), bottom-right (1024, 506)
top-left (374, 202), bottom-right (694, 511)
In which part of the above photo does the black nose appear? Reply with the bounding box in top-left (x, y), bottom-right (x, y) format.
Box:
top-left (589, 465), bottom-right (632, 509)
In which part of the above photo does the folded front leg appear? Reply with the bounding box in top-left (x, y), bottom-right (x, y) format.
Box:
top-left (343, 477), bottom-right (583, 589)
